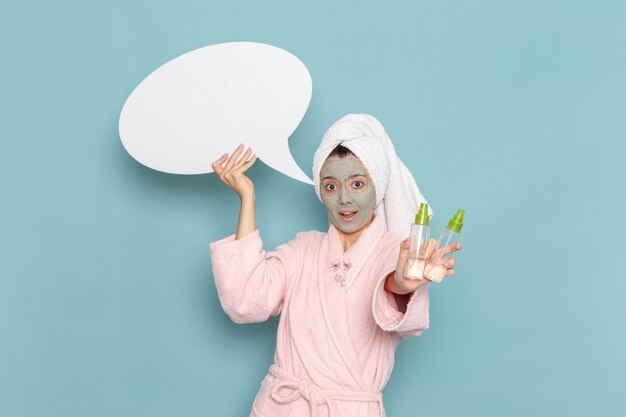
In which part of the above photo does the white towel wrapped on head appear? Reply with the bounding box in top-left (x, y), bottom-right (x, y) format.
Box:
top-left (312, 113), bottom-right (433, 238)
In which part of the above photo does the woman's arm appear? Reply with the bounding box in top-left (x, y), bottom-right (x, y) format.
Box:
top-left (211, 144), bottom-right (299, 323)
top-left (373, 238), bottom-right (461, 338)
top-left (211, 144), bottom-right (257, 239)
top-left (236, 193), bottom-right (256, 240)
top-left (210, 230), bottom-right (303, 324)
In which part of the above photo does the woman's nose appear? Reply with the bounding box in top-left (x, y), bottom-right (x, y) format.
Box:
top-left (339, 187), bottom-right (352, 204)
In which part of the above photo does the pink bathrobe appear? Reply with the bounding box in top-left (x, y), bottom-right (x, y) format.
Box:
top-left (209, 214), bottom-right (430, 417)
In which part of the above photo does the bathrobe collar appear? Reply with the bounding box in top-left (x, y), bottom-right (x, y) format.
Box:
top-left (326, 214), bottom-right (386, 290)
top-left (315, 214), bottom-right (388, 389)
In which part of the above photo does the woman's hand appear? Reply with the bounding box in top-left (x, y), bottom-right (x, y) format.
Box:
top-left (386, 238), bottom-right (462, 295)
top-left (421, 239), bottom-right (462, 283)
top-left (212, 144), bottom-right (257, 200)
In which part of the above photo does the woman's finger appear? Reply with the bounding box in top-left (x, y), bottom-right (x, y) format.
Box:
top-left (233, 147), bottom-right (252, 169)
top-left (443, 257), bottom-right (456, 268)
top-left (224, 144), bottom-right (244, 172)
top-left (423, 238), bottom-right (438, 259)
top-left (428, 256), bottom-right (457, 269)
top-left (233, 154), bottom-right (257, 173)
top-left (212, 153), bottom-right (228, 175)
top-left (445, 268), bottom-right (455, 277)
top-left (441, 241), bottom-right (462, 256)
top-left (399, 238), bottom-right (410, 258)
top-left (395, 238), bottom-right (411, 270)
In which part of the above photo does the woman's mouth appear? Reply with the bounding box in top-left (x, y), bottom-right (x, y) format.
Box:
top-left (338, 210), bottom-right (358, 222)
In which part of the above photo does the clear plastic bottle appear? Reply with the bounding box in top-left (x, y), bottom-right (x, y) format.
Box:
top-left (425, 209), bottom-right (465, 282)
top-left (404, 203), bottom-right (430, 280)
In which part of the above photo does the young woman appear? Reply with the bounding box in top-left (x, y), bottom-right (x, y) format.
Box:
top-left (210, 114), bottom-right (461, 417)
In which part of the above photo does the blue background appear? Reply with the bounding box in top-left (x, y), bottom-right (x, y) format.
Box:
top-left (2, 1), bottom-right (625, 416)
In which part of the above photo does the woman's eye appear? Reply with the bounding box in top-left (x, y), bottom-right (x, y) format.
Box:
top-left (352, 181), bottom-right (363, 188)
top-left (325, 183), bottom-right (336, 191)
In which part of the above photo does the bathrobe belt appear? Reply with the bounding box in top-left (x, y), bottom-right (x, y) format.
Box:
top-left (269, 364), bottom-right (382, 417)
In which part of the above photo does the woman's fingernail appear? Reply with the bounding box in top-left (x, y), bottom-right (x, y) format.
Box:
top-left (444, 262), bottom-right (452, 268)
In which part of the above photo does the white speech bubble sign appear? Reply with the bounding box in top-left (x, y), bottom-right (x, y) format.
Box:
top-left (119, 42), bottom-right (313, 184)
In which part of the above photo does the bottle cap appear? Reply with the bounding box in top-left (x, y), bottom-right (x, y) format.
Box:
top-left (446, 209), bottom-right (465, 233)
top-left (414, 203), bottom-right (430, 226)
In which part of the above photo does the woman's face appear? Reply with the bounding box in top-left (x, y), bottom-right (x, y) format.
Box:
top-left (320, 155), bottom-right (376, 234)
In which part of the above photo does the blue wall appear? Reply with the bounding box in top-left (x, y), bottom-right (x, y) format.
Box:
top-left (1, 1), bottom-right (625, 416)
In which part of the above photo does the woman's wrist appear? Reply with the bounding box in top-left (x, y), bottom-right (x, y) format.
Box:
top-left (385, 273), bottom-right (408, 295)
top-left (239, 190), bottom-right (255, 204)
top-left (384, 272), bottom-right (428, 295)
top-left (235, 192), bottom-right (256, 239)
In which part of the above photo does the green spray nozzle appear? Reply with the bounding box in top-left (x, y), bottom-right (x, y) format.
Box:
top-left (446, 209), bottom-right (465, 233)
top-left (414, 203), bottom-right (430, 226)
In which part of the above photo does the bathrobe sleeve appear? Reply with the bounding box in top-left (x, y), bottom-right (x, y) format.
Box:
top-left (209, 230), bottom-right (304, 324)
top-left (371, 251), bottom-right (430, 338)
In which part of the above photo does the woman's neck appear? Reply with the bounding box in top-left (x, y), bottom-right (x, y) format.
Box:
top-left (337, 215), bottom-right (375, 251)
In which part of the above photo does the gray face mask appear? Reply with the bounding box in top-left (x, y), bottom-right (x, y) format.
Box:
top-left (319, 156), bottom-right (376, 234)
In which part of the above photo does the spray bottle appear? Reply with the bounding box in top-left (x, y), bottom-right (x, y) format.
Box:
top-left (425, 209), bottom-right (464, 282)
top-left (404, 203), bottom-right (430, 280)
